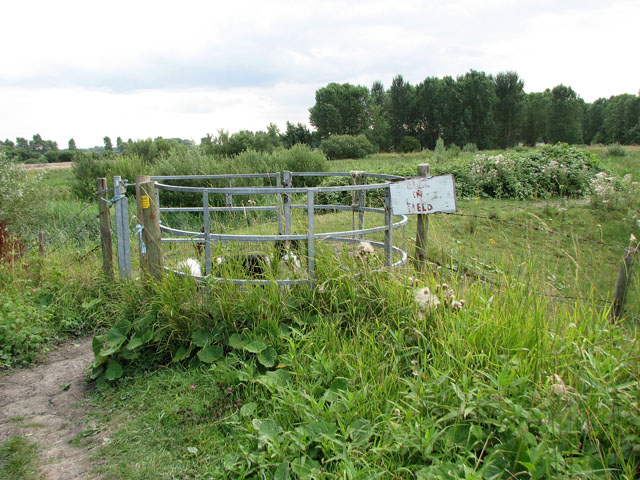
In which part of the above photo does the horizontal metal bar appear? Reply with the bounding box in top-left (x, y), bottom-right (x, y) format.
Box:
top-left (160, 225), bottom-right (307, 241)
top-left (289, 171), bottom-right (405, 181)
top-left (154, 181), bottom-right (394, 195)
top-left (160, 206), bottom-right (278, 213)
top-left (151, 173), bottom-right (279, 180)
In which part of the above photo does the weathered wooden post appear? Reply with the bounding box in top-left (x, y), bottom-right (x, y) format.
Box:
top-left (415, 164), bottom-right (430, 272)
top-left (611, 238), bottom-right (638, 321)
top-left (135, 175), bottom-right (151, 271)
top-left (139, 181), bottom-right (164, 278)
top-left (38, 231), bottom-right (45, 257)
top-left (96, 177), bottom-right (113, 278)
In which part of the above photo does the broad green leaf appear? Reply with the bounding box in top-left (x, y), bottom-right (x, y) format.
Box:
top-left (100, 327), bottom-right (127, 356)
top-left (291, 456), bottom-right (321, 478)
top-left (252, 418), bottom-right (280, 444)
top-left (92, 334), bottom-right (107, 357)
top-left (257, 346), bottom-right (277, 367)
top-left (120, 348), bottom-right (138, 360)
top-left (244, 340), bottom-right (267, 354)
top-left (299, 421), bottom-right (338, 443)
top-left (172, 345), bottom-right (191, 362)
top-left (125, 333), bottom-right (144, 351)
top-left (240, 402), bottom-right (257, 417)
top-left (257, 369), bottom-right (292, 389)
top-left (105, 359), bottom-right (123, 381)
top-left (274, 461), bottom-right (290, 480)
top-left (228, 333), bottom-right (245, 350)
top-left (197, 345), bottom-right (223, 363)
top-left (92, 353), bottom-right (108, 369)
top-left (113, 318), bottom-right (132, 336)
top-left (192, 329), bottom-right (213, 347)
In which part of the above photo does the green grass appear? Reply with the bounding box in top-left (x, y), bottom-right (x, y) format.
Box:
top-left (0, 436), bottom-right (41, 480)
top-left (3, 148), bottom-right (640, 478)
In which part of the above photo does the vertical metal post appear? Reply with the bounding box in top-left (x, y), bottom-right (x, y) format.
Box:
top-left (283, 171), bottom-right (292, 236)
top-left (203, 191), bottom-right (211, 276)
top-left (307, 189), bottom-right (315, 287)
top-left (415, 164), bottom-right (430, 272)
top-left (113, 176), bottom-right (131, 278)
top-left (276, 173), bottom-right (283, 235)
top-left (350, 171), bottom-right (365, 239)
top-left (225, 178), bottom-right (233, 207)
top-left (384, 187), bottom-right (393, 267)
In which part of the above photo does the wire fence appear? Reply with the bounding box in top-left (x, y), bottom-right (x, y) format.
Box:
top-left (424, 210), bottom-right (639, 318)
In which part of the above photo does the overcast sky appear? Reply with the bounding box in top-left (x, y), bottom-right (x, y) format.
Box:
top-left (1, 0), bottom-right (638, 148)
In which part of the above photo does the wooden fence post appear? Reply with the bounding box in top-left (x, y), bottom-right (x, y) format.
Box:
top-left (611, 242), bottom-right (637, 321)
top-left (38, 231), bottom-right (45, 257)
top-left (96, 178), bottom-right (113, 278)
top-left (135, 175), bottom-right (151, 272)
top-left (415, 164), bottom-right (430, 272)
top-left (139, 181), bottom-right (163, 277)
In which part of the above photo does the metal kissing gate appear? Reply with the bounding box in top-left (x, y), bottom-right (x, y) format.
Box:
top-left (110, 171), bottom-right (409, 286)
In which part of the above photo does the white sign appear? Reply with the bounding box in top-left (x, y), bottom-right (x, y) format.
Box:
top-left (389, 174), bottom-right (457, 215)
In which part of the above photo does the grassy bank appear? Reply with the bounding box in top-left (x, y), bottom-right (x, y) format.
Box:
top-left (2, 145), bottom-right (639, 478)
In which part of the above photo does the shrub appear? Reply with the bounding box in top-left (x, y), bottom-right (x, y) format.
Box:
top-left (399, 136), bottom-right (421, 153)
top-left (462, 142), bottom-right (478, 153)
top-left (71, 152), bottom-right (110, 199)
top-left (446, 144), bottom-right (461, 159)
top-left (606, 143), bottom-right (627, 157)
top-left (277, 144), bottom-right (328, 186)
top-left (0, 153), bottom-right (41, 226)
top-left (319, 134), bottom-right (375, 160)
top-left (434, 137), bottom-right (446, 155)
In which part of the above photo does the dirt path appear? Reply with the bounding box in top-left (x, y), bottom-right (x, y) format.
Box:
top-left (0, 338), bottom-right (103, 479)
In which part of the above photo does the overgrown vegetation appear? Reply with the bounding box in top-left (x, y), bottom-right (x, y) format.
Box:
top-left (2, 145), bottom-right (639, 479)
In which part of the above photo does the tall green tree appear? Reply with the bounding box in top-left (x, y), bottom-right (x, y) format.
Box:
top-left (583, 98), bottom-right (606, 144)
top-left (457, 70), bottom-right (498, 150)
top-left (309, 83), bottom-right (370, 139)
top-left (548, 85), bottom-right (583, 144)
top-left (522, 91), bottom-right (551, 146)
top-left (603, 94), bottom-right (640, 144)
top-left (104, 136), bottom-right (113, 152)
top-left (365, 80), bottom-right (391, 152)
top-left (282, 121), bottom-right (313, 148)
top-left (388, 75), bottom-right (417, 148)
top-left (494, 71), bottom-right (525, 148)
top-left (68, 138), bottom-right (77, 150)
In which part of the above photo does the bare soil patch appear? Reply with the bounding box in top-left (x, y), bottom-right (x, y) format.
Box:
top-left (0, 338), bottom-right (103, 479)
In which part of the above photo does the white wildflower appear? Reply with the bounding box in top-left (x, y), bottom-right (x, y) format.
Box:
top-left (414, 287), bottom-right (440, 312)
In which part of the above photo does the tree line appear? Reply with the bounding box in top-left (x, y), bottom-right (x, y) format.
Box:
top-left (307, 71), bottom-right (640, 151)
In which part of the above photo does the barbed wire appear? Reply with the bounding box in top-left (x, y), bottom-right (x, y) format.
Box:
top-left (443, 212), bottom-right (628, 249)
top-left (425, 234), bottom-right (636, 317)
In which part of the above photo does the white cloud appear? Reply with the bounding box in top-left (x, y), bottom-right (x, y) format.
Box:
top-left (1, 0), bottom-right (638, 147)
